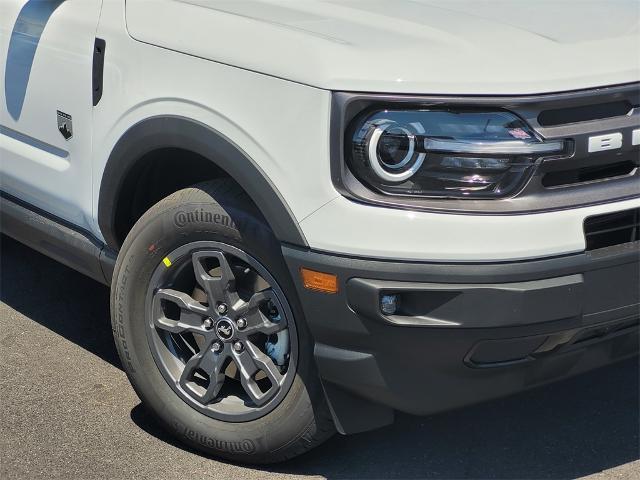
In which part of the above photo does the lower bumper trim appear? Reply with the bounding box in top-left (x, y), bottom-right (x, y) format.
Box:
top-left (282, 242), bottom-right (640, 434)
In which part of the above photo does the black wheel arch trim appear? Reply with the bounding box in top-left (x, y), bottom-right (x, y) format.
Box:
top-left (98, 116), bottom-right (308, 250)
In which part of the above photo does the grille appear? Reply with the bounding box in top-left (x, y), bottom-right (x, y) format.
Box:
top-left (584, 208), bottom-right (640, 251)
top-left (524, 84), bottom-right (639, 199)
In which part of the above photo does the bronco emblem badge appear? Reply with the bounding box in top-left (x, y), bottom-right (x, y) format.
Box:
top-left (57, 110), bottom-right (72, 140)
top-left (215, 319), bottom-right (234, 341)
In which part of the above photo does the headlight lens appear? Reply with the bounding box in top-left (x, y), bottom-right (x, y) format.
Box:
top-left (367, 122), bottom-right (425, 182)
top-left (348, 109), bottom-right (565, 198)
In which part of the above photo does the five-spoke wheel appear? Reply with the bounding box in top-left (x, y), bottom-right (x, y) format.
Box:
top-left (146, 242), bottom-right (297, 421)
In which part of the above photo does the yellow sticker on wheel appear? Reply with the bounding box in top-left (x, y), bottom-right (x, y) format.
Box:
top-left (162, 257), bottom-right (172, 267)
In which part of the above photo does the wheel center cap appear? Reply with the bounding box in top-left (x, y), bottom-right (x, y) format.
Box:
top-left (214, 318), bottom-right (235, 341)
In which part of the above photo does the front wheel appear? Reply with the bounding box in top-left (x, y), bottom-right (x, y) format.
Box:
top-left (110, 180), bottom-right (335, 463)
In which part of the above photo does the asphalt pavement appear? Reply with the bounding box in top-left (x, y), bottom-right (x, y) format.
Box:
top-left (1, 234), bottom-right (638, 480)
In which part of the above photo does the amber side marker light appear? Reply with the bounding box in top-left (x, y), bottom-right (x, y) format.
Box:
top-left (300, 268), bottom-right (338, 294)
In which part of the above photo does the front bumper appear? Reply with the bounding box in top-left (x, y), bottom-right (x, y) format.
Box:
top-left (282, 242), bottom-right (639, 434)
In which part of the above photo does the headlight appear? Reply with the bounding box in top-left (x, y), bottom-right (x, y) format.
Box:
top-left (348, 109), bottom-right (565, 199)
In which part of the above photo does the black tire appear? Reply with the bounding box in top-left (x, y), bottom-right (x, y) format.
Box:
top-left (110, 179), bottom-right (335, 463)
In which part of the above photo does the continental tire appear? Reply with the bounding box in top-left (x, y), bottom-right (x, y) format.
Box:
top-left (110, 180), bottom-right (335, 463)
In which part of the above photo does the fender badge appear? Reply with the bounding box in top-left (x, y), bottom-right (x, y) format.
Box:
top-left (57, 110), bottom-right (72, 140)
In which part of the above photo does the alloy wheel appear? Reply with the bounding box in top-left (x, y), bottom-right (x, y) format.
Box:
top-left (145, 241), bottom-right (298, 422)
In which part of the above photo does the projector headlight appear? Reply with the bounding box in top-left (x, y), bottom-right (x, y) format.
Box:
top-left (348, 109), bottom-right (565, 199)
top-left (366, 121), bottom-right (426, 182)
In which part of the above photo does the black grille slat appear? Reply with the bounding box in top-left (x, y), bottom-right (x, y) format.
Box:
top-left (537, 101), bottom-right (633, 127)
top-left (584, 208), bottom-right (640, 251)
top-left (542, 160), bottom-right (637, 188)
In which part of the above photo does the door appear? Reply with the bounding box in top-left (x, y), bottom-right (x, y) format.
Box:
top-left (0, 0), bottom-right (103, 230)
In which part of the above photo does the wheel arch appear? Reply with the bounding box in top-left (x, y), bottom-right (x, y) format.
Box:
top-left (98, 116), bottom-right (308, 250)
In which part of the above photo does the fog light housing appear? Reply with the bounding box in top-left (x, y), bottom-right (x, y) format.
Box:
top-left (380, 294), bottom-right (399, 315)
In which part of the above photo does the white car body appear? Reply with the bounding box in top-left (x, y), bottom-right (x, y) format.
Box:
top-left (1, 0), bottom-right (638, 263)
top-left (1, 0), bottom-right (639, 460)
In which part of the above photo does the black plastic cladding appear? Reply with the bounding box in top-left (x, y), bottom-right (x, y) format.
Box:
top-left (331, 83), bottom-right (640, 215)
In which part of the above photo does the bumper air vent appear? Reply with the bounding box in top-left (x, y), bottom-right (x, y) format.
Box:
top-left (584, 208), bottom-right (640, 251)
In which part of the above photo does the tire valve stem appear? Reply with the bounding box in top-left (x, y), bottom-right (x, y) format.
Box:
top-left (267, 301), bottom-right (280, 320)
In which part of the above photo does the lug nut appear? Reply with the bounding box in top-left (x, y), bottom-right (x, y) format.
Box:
top-left (203, 318), bottom-right (214, 329)
top-left (216, 303), bottom-right (228, 315)
top-left (236, 318), bottom-right (247, 329)
top-left (212, 342), bottom-right (223, 353)
top-left (233, 341), bottom-right (244, 353)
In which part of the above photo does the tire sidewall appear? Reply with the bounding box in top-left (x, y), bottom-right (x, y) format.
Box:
top-left (111, 190), bottom-right (324, 462)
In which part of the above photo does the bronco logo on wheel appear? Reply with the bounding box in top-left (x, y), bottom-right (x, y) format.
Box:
top-left (215, 319), bottom-right (234, 341)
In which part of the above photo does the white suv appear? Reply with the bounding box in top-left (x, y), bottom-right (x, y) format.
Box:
top-left (1, 0), bottom-right (639, 463)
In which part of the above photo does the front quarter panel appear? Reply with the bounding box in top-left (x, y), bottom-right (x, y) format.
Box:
top-left (90, 0), bottom-right (337, 243)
